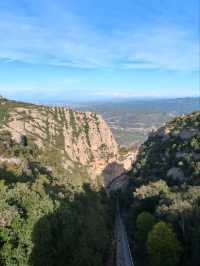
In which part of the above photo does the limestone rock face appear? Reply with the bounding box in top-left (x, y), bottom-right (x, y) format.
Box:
top-left (2, 104), bottom-right (119, 174)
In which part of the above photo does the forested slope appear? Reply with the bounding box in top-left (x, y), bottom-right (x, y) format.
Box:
top-left (0, 98), bottom-right (115, 266)
top-left (123, 110), bottom-right (200, 266)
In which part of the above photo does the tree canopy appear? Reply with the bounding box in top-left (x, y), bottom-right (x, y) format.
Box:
top-left (147, 221), bottom-right (182, 266)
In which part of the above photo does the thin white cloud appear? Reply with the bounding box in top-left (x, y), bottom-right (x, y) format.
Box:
top-left (0, 2), bottom-right (198, 71)
top-left (95, 91), bottom-right (156, 97)
top-left (94, 89), bottom-right (199, 98)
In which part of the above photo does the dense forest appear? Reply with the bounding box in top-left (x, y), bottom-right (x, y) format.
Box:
top-left (0, 130), bottom-right (114, 266)
top-left (121, 110), bottom-right (200, 266)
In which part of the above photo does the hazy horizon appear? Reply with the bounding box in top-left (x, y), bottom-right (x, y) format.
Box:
top-left (2, 94), bottom-right (200, 106)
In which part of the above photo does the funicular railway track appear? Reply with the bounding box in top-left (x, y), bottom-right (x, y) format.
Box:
top-left (115, 205), bottom-right (134, 266)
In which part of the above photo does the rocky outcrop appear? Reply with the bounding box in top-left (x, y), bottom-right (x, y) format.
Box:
top-left (133, 110), bottom-right (200, 185)
top-left (149, 117), bottom-right (200, 141)
top-left (0, 156), bottom-right (21, 165)
top-left (2, 104), bottom-right (119, 173)
top-left (102, 151), bottom-right (138, 189)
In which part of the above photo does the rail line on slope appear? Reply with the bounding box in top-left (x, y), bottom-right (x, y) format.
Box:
top-left (115, 205), bottom-right (134, 266)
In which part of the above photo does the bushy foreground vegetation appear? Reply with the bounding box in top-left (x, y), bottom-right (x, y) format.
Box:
top-left (121, 111), bottom-right (200, 266)
top-left (0, 131), bottom-right (114, 266)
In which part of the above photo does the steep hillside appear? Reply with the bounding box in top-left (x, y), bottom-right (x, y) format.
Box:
top-left (0, 97), bottom-right (116, 266)
top-left (122, 110), bottom-right (200, 266)
top-left (0, 97), bottom-right (119, 186)
top-left (133, 110), bottom-right (200, 185)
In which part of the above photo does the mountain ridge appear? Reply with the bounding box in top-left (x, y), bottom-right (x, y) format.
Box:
top-left (0, 97), bottom-right (136, 188)
top-left (122, 109), bottom-right (200, 266)
top-left (132, 109), bottom-right (200, 185)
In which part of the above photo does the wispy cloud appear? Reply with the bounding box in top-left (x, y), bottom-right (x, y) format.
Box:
top-left (0, 1), bottom-right (198, 71)
top-left (94, 89), bottom-right (199, 98)
top-left (94, 91), bottom-right (159, 98)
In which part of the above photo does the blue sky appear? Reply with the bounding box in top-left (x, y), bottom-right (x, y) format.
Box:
top-left (0, 0), bottom-right (199, 102)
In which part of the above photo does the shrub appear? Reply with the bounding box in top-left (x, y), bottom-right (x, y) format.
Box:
top-left (147, 221), bottom-right (182, 266)
top-left (136, 212), bottom-right (156, 244)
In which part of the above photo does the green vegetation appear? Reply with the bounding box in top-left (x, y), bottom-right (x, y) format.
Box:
top-left (136, 212), bottom-right (156, 244)
top-left (147, 222), bottom-right (182, 266)
top-left (0, 131), bottom-right (114, 266)
top-left (0, 107), bottom-right (9, 126)
top-left (121, 110), bottom-right (200, 266)
top-left (92, 112), bottom-right (100, 133)
top-left (1, 97), bottom-right (199, 266)
top-left (69, 109), bottom-right (79, 139)
top-left (0, 97), bottom-right (40, 128)
top-left (83, 113), bottom-right (91, 146)
top-left (133, 111), bottom-right (200, 185)
top-left (30, 184), bottom-right (113, 266)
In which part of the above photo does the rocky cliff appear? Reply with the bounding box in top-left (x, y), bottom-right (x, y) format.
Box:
top-left (0, 97), bottom-right (116, 266)
top-left (0, 97), bottom-right (119, 186)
